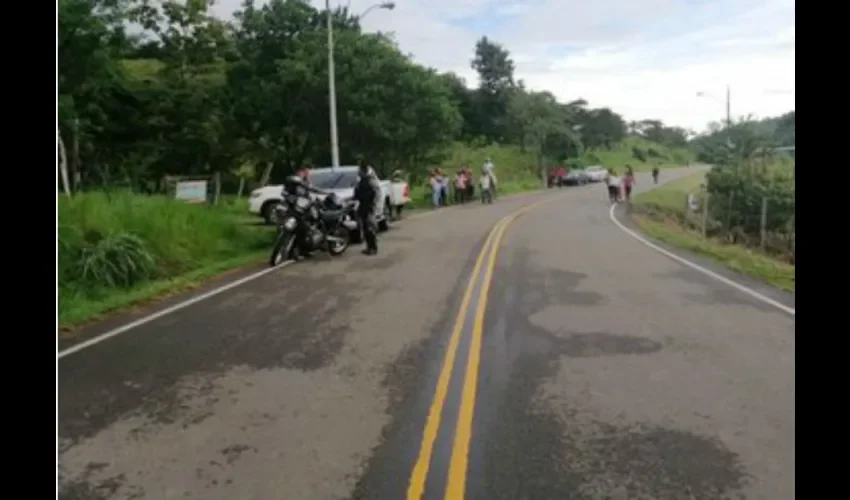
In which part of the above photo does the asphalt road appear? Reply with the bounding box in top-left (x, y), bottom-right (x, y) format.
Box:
top-left (58, 168), bottom-right (795, 500)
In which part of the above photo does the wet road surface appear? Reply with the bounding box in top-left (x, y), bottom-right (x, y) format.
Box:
top-left (58, 168), bottom-right (794, 500)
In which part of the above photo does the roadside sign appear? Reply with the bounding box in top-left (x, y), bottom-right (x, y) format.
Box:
top-left (175, 181), bottom-right (208, 204)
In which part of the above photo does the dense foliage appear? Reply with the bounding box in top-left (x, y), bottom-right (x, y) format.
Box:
top-left (58, 0), bottom-right (703, 193)
top-left (682, 114), bottom-right (795, 259)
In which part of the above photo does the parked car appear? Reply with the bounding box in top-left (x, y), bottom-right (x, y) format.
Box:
top-left (560, 169), bottom-right (590, 186)
top-left (249, 166), bottom-right (411, 231)
top-left (584, 165), bottom-right (607, 182)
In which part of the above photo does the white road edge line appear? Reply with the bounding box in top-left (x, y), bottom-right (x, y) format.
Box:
top-left (58, 260), bottom-right (295, 360)
top-left (608, 204), bottom-right (795, 317)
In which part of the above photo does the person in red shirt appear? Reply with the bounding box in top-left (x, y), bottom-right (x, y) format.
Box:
top-left (461, 165), bottom-right (475, 200)
top-left (554, 164), bottom-right (567, 187)
top-left (622, 165), bottom-right (636, 201)
top-left (453, 170), bottom-right (468, 204)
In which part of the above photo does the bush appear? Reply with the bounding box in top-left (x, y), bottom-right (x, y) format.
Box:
top-left (71, 232), bottom-right (156, 288)
top-left (58, 191), bottom-right (271, 322)
top-left (583, 137), bottom-right (693, 171)
top-left (646, 147), bottom-right (667, 159)
top-left (705, 163), bottom-right (794, 232)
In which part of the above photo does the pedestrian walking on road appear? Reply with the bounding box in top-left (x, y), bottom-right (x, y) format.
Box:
top-left (482, 157), bottom-right (497, 198)
top-left (623, 165), bottom-right (635, 202)
top-left (354, 161), bottom-right (381, 255)
top-left (479, 168), bottom-right (494, 204)
top-left (605, 167), bottom-right (622, 205)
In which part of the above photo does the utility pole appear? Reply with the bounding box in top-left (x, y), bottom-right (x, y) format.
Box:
top-left (725, 85), bottom-right (731, 127)
top-left (326, 0), bottom-right (340, 168)
top-left (325, 2), bottom-right (395, 168)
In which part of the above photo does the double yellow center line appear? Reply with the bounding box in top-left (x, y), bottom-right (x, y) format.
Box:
top-left (406, 195), bottom-right (563, 500)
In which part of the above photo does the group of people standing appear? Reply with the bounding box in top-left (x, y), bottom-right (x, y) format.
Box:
top-left (604, 165), bottom-right (636, 205)
top-left (427, 158), bottom-right (497, 208)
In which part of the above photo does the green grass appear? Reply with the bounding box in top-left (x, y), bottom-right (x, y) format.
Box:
top-left (580, 137), bottom-right (694, 172)
top-left (58, 191), bottom-right (274, 330)
top-left (633, 171), bottom-right (707, 211)
top-left (59, 251), bottom-right (268, 330)
top-left (631, 172), bottom-right (794, 291)
top-left (632, 217), bottom-right (795, 291)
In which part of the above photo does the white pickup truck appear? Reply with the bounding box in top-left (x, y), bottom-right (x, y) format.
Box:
top-left (248, 166), bottom-right (411, 231)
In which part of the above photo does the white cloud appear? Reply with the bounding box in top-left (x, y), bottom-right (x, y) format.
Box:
top-left (214, 0), bottom-right (796, 132)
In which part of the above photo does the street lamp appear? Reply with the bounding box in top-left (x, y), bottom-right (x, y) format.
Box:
top-left (696, 85), bottom-right (731, 127)
top-left (326, 1), bottom-right (396, 168)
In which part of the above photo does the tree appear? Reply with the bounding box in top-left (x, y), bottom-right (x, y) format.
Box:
top-left (577, 108), bottom-right (627, 148)
top-left (634, 120), bottom-right (688, 148)
top-left (508, 90), bottom-right (576, 184)
top-left (58, 0), bottom-right (133, 190)
top-left (470, 36), bottom-right (515, 141)
top-left (58, 0), bottom-right (715, 196)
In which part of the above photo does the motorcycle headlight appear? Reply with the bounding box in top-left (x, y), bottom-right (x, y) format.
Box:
top-left (283, 217), bottom-right (297, 231)
top-left (295, 197), bottom-right (311, 211)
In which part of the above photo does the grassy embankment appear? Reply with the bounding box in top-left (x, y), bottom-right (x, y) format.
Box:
top-left (57, 138), bottom-right (694, 330)
top-left (58, 192), bottom-right (272, 330)
top-left (631, 171), bottom-right (795, 291)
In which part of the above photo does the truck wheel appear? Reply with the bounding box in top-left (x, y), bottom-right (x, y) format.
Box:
top-left (262, 201), bottom-right (282, 225)
top-left (378, 199), bottom-right (391, 231)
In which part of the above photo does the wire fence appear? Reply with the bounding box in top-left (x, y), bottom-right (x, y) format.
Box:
top-left (676, 188), bottom-right (795, 263)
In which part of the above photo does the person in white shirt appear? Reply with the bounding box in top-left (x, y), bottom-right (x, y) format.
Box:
top-left (479, 170), bottom-right (493, 204)
top-left (605, 167), bottom-right (622, 204)
top-left (481, 157), bottom-right (497, 197)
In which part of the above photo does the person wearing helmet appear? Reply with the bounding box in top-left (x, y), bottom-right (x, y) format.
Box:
top-left (353, 161), bottom-right (382, 255)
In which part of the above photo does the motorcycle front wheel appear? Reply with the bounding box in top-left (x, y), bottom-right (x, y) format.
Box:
top-left (327, 226), bottom-right (351, 256)
top-left (269, 231), bottom-right (295, 267)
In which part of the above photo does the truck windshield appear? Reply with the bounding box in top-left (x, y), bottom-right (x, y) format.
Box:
top-left (309, 170), bottom-right (359, 189)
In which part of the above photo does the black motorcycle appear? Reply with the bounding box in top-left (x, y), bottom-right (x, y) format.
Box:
top-left (269, 179), bottom-right (359, 267)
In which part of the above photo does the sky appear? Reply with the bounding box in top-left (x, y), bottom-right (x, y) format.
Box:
top-left (213, 0), bottom-right (795, 132)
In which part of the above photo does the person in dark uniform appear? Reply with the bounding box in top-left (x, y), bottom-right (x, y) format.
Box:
top-left (354, 162), bottom-right (381, 255)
